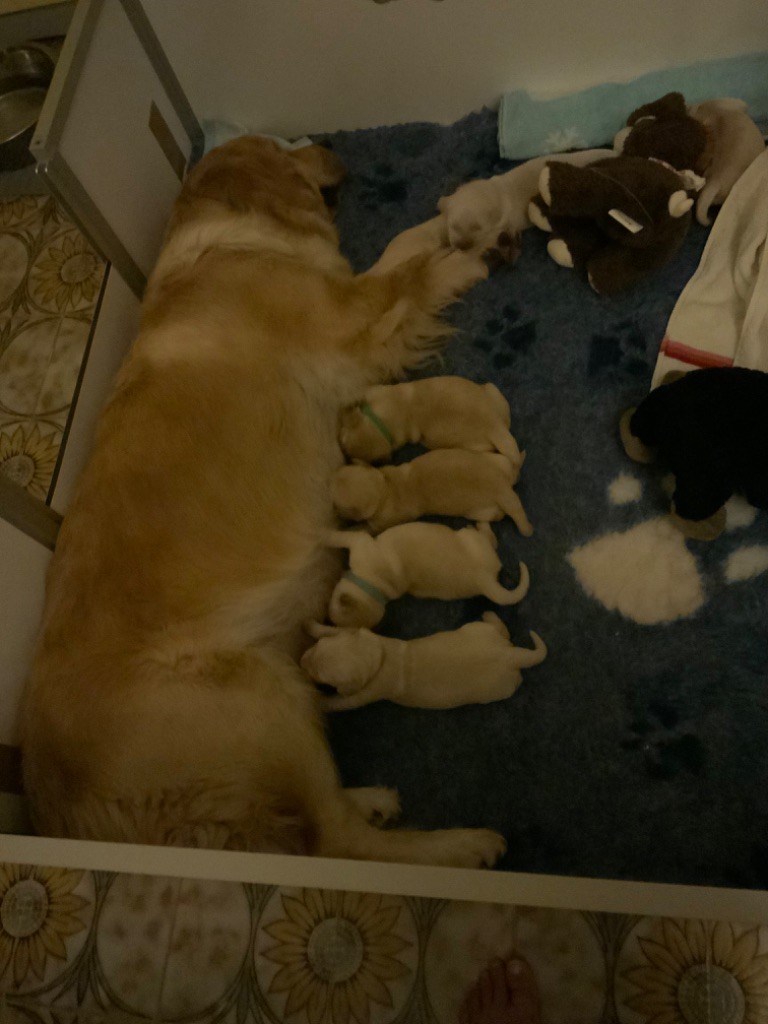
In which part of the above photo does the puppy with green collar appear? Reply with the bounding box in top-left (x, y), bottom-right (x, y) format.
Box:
top-left (339, 376), bottom-right (523, 466)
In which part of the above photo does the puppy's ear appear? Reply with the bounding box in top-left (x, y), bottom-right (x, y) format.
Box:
top-left (332, 466), bottom-right (385, 520)
top-left (329, 582), bottom-right (384, 628)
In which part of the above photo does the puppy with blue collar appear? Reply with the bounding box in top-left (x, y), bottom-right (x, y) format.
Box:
top-left (326, 521), bottom-right (529, 628)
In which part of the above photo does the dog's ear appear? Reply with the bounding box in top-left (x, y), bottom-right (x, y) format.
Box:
top-left (292, 145), bottom-right (346, 188)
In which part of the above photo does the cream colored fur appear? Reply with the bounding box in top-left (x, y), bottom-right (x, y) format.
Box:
top-left (339, 376), bottom-right (523, 465)
top-left (302, 614), bottom-right (547, 711)
top-left (332, 449), bottom-right (533, 535)
top-left (19, 137), bottom-right (507, 869)
top-left (437, 149), bottom-right (614, 250)
top-left (689, 99), bottom-right (766, 226)
top-left (327, 522), bottom-right (530, 628)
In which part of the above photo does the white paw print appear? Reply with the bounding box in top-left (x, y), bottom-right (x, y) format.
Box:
top-left (567, 476), bottom-right (766, 625)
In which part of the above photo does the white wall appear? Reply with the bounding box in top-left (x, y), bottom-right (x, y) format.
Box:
top-left (145, 0), bottom-right (768, 135)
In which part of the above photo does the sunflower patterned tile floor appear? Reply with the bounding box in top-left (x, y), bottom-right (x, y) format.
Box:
top-left (0, 194), bottom-right (105, 502)
top-left (0, 863), bottom-right (766, 1023)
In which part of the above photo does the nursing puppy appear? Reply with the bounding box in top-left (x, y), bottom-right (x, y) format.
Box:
top-left (332, 449), bottom-right (533, 535)
top-left (438, 148), bottom-right (614, 250)
top-left (302, 614), bottom-right (547, 711)
top-left (20, 137), bottom-right (507, 868)
top-left (327, 522), bottom-right (530, 628)
top-left (339, 377), bottom-right (523, 465)
top-left (689, 99), bottom-right (765, 225)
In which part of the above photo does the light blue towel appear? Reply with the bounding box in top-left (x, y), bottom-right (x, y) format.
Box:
top-left (499, 51), bottom-right (768, 160)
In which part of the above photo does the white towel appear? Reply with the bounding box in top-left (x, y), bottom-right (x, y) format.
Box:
top-left (651, 147), bottom-right (768, 387)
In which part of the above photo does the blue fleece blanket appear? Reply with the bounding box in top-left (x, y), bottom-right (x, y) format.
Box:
top-left (319, 109), bottom-right (768, 888)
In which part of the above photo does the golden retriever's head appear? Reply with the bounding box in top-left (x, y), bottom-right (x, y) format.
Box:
top-left (331, 465), bottom-right (386, 521)
top-left (170, 136), bottom-right (346, 234)
top-left (328, 578), bottom-right (385, 629)
top-left (300, 627), bottom-right (384, 691)
top-left (338, 407), bottom-right (394, 462)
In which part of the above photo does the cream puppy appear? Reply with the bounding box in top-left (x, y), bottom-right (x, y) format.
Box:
top-left (689, 99), bottom-right (765, 225)
top-left (339, 377), bottom-right (523, 465)
top-left (438, 148), bottom-right (614, 250)
top-left (302, 614), bottom-right (547, 711)
top-left (332, 449), bottom-right (533, 536)
top-left (326, 522), bottom-right (530, 628)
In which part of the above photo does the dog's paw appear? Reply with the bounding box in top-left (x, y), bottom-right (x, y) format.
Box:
top-left (485, 231), bottom-right (523, 270)
top-left (429, 247), bottom-right (489, 303)
top-left (347, 786), bottom-right (401, 826)
top-left (435, 828), bottom-right (507, 869)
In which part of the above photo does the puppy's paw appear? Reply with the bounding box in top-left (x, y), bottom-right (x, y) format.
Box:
top-left (347, 786), bottom-right (401, 826)
top-left (436, 828), bottom-right (507, 869)
top-left (485, 231), bottom-right (523, 270)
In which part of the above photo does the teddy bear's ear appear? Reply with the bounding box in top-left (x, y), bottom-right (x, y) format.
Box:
top-left (628, 91), bottom-right (687, 126)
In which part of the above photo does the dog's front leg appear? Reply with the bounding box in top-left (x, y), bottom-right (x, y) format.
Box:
top-left (367, 216), bottom-right (447, 275)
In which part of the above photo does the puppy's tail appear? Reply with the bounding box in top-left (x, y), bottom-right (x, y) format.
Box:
top-left (486, 561), bottom-right (530, 605)
top-left (510, 630), bottom-right (547, 669)
top-left (500, 487), bottom-right (534, 537)
top-left (695, 180), bottom-right (719, 226)
top-left (491, 428), bottom-right (523, 468)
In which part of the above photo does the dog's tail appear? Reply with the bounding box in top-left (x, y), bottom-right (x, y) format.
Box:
top-left (491, 428), bottom-right (523, 468)
top-left (510, 630), bottom-right (547, 669)
top-left (500, 487), bottom-right (534, 536)
top-left (486, 561), bottom-right (530, 605)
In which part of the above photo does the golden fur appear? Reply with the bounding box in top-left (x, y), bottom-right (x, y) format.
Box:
top-left (302, 614), bottom-right (547, 712)
top-left (332, 448), bottom-right (533, 535)
top-left (20, 137), bottom-right (507, 868)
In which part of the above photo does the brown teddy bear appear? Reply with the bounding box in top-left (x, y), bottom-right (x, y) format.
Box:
top-left (613, 91), bottom-right (712, 174)
top-left (528, 92), bottom-right (710, 295)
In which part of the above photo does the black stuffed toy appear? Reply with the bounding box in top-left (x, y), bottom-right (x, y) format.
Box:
top-left (620, 367), bottom-right (768, 540)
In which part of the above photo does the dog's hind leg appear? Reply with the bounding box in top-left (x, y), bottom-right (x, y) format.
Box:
top-left (345, 787), bottom-right (401, 825)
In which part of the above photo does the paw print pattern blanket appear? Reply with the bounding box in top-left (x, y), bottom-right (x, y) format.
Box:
top-left (320, 109), bottom-right (768, 888)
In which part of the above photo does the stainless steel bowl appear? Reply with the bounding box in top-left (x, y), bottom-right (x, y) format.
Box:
top-left (0, 46), bottom-right (55, 170)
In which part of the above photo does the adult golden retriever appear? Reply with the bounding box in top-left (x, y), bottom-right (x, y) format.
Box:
top-left (20, 138), bottom-right (505, 868)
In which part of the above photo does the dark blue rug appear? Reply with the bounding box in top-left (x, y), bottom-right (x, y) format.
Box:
top-left (319, 110), bottom-right (768, 889)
